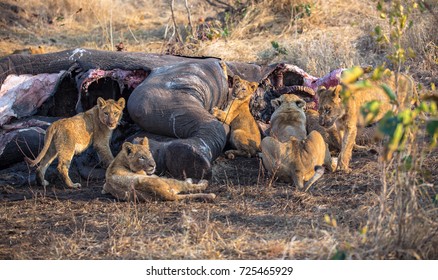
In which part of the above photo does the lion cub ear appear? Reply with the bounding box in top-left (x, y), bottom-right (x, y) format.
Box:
top-left (271, 97), bottom-right (282, 109)
top-left (316, 86), bottom-right (327, 95)
top-left (117, 97), bottom-right (126, 109)
top-left (296, 99), bottom-right (306, 108)
top-left (233, 75), bottom-right (242, 85)
top-left (97, 97), bottom-right (106, 108)
top-left (140, 137), bottom-right (149, 147)
top-left (123, 142), bottom-right (134, 155)
top-left (250, 82), bottom-right (259, 92)
top-left (332, 85), bottom-right (342, 98)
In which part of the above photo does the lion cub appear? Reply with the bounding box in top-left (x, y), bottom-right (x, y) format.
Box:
top-left (103, 137), bottom-right (216, 201)
top-left (261, 94), bottom-right (334, 190)
top-left (212, 75), bottom-right (260, 159)
top-left (12, 46), bottom-right (45, 55)
top-left (26, 97), bottom-right (125, 188)
top-left (317, 72), bottom-right (417, 172)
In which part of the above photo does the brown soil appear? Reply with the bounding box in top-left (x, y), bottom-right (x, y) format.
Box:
top-left (0, 148), bottom-right (436, 259)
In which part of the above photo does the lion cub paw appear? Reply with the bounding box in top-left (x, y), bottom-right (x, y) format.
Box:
top-left (197, 179), bottom-right (209, 187)
top-left (205, 193), bottom-right (216, 201)
top-left (224, 151), bottom-right (235, 159)
top-left (337, 166), bottom-right (352, 173)
top-left (70, 183), bottom-right (82, 189)
top-left (211, 107), bottom-right (220, 116)
top-left (41, 179), bottom-right (50, 187)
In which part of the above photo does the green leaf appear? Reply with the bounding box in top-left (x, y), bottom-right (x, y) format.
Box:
top-left (374, 26), bottom-right (382, 36)
top-left (331, 250), bottom-right (347, 260)
top-left (305, 4), bottom-right (312, 16)
top-left (381, 83), bottom-right (397, 102)
top-left (426, 118), bottom-right (438, 147)
top-left (402, 155), bottom-right (413, 170)
top-left (386, 123), bottom-right (404, 160)
top-left (398, 109), bottom-right (413, 126)
top-left (378, 111), bottom-right (398, 136)
top-left (377, 1), bottom-right (383, 11)
top-left (361, 100), bottom-right (381, 125)
top-left (354, 80), bottom-right (372, 88)
top-left (341, 66), bottom-right (364, 84)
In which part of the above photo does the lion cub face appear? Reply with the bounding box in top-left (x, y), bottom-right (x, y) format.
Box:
top-left (123, 137), bottom-right (156, 175)
top-left (97, 97), bottom-right (125, 130)
top-left (271, 94), bottom-right (306, 112)
top-left (232, 75), bottom-right (258, 100)
top-left (317, 85), bottom-right (345, 128)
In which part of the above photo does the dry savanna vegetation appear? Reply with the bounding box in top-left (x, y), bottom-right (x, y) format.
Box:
top-left (0, 0), bottom-right (437, 259)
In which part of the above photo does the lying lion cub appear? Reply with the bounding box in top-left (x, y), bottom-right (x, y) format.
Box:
top-left (102, 137), bottom-right (216, 201)
top-left (26, 97), bottom-right (125, 188)
top-left (317, 72), bottom-right (417, 172)
top-left (261, 94), bottom-right (334, 190)
top-left (212, 75), bottom-right (260, 159)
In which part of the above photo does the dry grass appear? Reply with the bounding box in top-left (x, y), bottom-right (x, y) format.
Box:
top-left (0, 0), bottom-right (437, 259)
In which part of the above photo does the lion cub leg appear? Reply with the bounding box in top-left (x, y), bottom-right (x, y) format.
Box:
top-left (35, 146), bottom-right (57, 187)
top-left (172, 178), bottom-right (216, 200)
top-left (148, 179), bottom-right (214, 201)
top-left (57, 147), bottom-right (81, 188)
top-left (212, 108), bottom-right (231, 125)
top-left (225, 149), bottom-right (251, 159)
top-left (225, 130), bottom-right (259, 159)
top-left (337, 125), bottom-right (356, 173)
top-left (174, 193), bottom-right (217, 201)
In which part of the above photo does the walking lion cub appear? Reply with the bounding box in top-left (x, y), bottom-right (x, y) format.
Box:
top-left (212, 75), bottom-right (261, 159)
top-left (102, 137), bottom-right (216, 201)
top-left (25, 97), bottom-right (125, 188)
top-left (317, 72), bottom-right (417, 172)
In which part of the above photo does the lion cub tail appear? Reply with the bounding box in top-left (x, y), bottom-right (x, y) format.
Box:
top-left (304, 166), bottom-right (325, 192)
top-left (24, 126), bottom-right (55, 167)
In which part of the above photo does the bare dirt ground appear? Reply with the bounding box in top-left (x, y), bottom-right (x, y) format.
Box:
top-left (0, 0), bottom-right (437, 259)
top-left (1, 148), bottom-right (436, 259)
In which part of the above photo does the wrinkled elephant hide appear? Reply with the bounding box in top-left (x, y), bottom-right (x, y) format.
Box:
top-left (0, 48), bottom-right (344, 180)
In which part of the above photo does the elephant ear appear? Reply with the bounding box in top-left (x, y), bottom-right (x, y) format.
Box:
top-left (123, 142), bottom-right (134, 155)
top-left (97, 97), bottom-right (106, 108)
top-left (117, 97), bottom-right (126, 109)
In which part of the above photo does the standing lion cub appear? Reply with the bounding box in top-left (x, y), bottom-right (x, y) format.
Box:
top-left (317, 72), bottom-right (417, 172)
top-left (26, 97), bottom-right (125, 188)
top-left (212, 75), bottom-right (261, 159)
top-left (103, 137), bottom-right (215, 201)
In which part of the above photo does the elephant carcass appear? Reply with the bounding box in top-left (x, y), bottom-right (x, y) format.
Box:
top-left (0, 48), bottom-right (343, 179)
